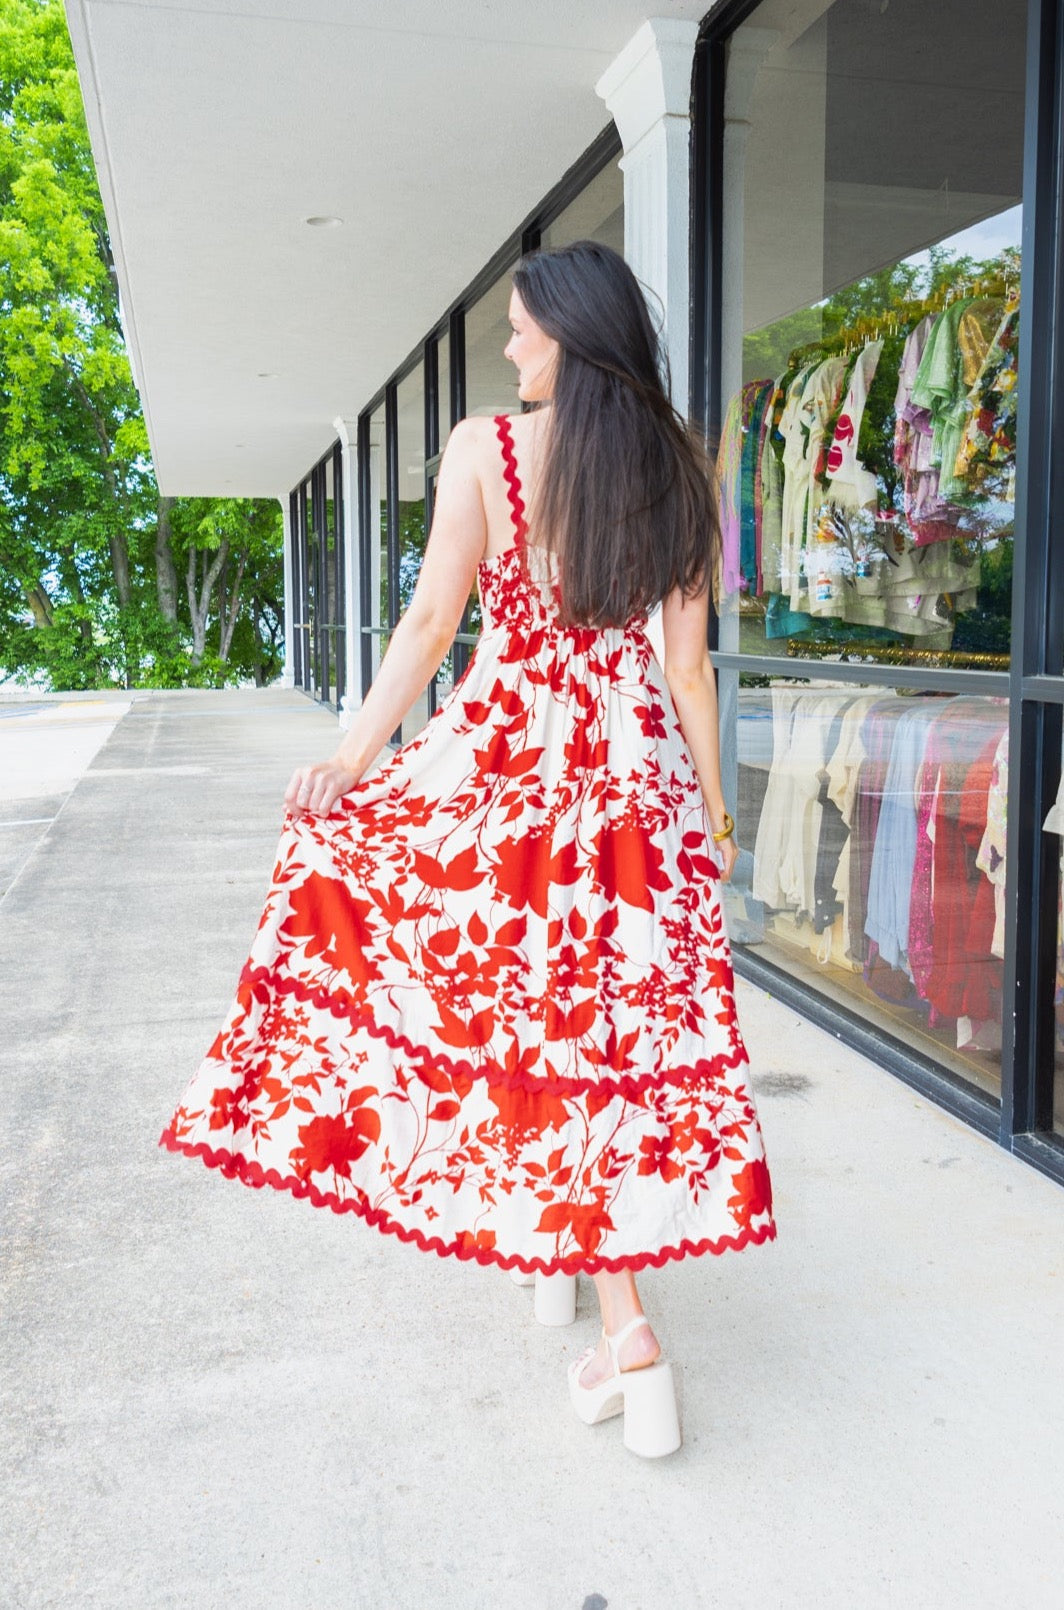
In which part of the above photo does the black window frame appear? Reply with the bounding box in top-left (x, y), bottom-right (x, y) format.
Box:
top-left (691, 0), bottom-right (1064, 1184)
top-left (354, 123), bottom-right (623, 714)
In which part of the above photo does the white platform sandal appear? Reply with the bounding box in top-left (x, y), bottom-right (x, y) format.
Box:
top-left (509, 1267), bottom-right (577, 1326)
top-left (567, 1315), bottom-right (681, 1459)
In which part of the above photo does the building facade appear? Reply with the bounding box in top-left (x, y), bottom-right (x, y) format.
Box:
top-left (69, 0), bottom-right (1064, 1184)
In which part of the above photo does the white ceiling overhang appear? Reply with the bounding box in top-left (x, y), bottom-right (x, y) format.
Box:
top-left (65, 0), bottom-right (708, 497)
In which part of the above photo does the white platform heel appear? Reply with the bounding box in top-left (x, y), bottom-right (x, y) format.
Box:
top-left (567, 1315), bottom-right (681, 1458)
top-left (509, 1266), bottom-right (577, 1324)
top-left (534, 1271), bottom-right (577, 1326)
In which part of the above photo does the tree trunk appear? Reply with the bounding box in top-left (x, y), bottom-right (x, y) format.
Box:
top-left (155, 497), bottom-right (179, 622)
top-left (186, 540), bottom-right (229, 666)
top-left (58, 551), bottom-right (94, 647)
top-left (218, 548), bottom-right (248, 662)
top-left (250, 594), bottom-right (265, 686)
top-left (26, 584), bottom-right (54, 627)
top-left (68, 368), bottom-right (132, 610)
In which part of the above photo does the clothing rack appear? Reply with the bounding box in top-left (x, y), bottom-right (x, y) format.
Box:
top-left (785, 272), bottom-right (1018, 371)
top-left (785, 640), bottom-right (1010, 670)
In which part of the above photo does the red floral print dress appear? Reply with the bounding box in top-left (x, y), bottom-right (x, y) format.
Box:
top-left (159, 415), bottom-right (775, 1273)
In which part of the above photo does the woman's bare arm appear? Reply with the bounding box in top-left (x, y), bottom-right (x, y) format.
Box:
top-left (660, 579), bottom-right (737, 883)
top-left (286, 419), bottom-right (488, 817)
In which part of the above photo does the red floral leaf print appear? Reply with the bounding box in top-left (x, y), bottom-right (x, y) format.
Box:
top-left (417, 1066), bottom-right (452, 1094)
top-left (488, 680), bottom-right (525, 717)
top-left (545, 997), bottom-right (596, 1041)
top-left (493, 829), bottom-right (550, 917)
top-left (549, 839), bottom-right (581, 886)
top-left (468, 912), bottom-right (488, 945)
top-left (435, 1003), bottom-right (494, 1048)
top-left (414, 846), bottom-right (481, 891)
top-left (634, 701), bottom-right (667, 740)
top-left (428, 1100), bottom-right (461, 1122)
top-left (488, 1081), bottom-right (569, 1136)
top-left (568, 1206), bottom-right (615, 1255)
top-left (427, 928), bottom-right (460, 957)
top-left (597, 816), bottom-right (671, 912)
top-left (726, 1160), bottom-right (772, 1229)
top-left (473, 732), bottom-right (542, 777)
top-left (462, 700), bottom-right (492, 725)
top-left (345, 1085), bottom-right (377, 1110)
top-left (535, 1202), bottom-right (615, 1256)
top-left (290, 1108), bottom-right (381, 1181)
top-left (278, 873), bottom-right (379, 983)
top-left (568, 909), bottom-right (587, 939)
top-left (638, 1134), bottom-right (683, 1183)
top-left (564, 724), bottom-right (611, 771)
top-left (454, 1228), bottom-right (497, 1254)
top-left (585, 1086), bottom-right (614, 1122)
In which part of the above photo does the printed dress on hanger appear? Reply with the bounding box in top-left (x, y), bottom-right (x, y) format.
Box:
top-left (159, 415), bottom-right (775, 1273)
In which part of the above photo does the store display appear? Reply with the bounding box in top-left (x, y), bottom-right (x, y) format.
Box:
top-left (719, 287), bottom-right (1020, 653)
top-left (742, 691), bottom-right (1009, 1053)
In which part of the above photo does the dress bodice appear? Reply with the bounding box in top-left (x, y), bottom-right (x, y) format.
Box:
top-left (480, 416), bottom-right (649, 658)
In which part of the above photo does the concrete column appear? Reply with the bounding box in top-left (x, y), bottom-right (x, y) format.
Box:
top-left (333, 415), bottom-right (361, 729)
top-left (595, 18), bottom-right (700, 412)
top-left (596, 19), bottom-right (699, 664)
top-left (280, 494), bottom-right (295, 688)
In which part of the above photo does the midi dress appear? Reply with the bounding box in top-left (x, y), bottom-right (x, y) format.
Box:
top-left (159, 414), bottom-right (775, 1273)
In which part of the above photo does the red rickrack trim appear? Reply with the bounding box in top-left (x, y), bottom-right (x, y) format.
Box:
top-left (158, 1127), bottom-right (777, 1273)
top-left (238, 962), bottom-right (751, 1102)
top-left (494, 414), bottom-right (528, 545)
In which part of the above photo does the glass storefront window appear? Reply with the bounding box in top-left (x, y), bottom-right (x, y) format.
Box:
top-left (464, 268), bottom-right (518, 417)
top-left (718, 0), bottom-right (1026, 671)
top-left (726, 680), bottom-right (1009, 1098)
top-left (303, 476), bottom-right (319, 698)
top-left (396, 363), bottom-right (428, 741)
top-left (1045, 733), bottom-right (1064, 1137)
top-left (365, 404), bottom-right (387, 682)
top-left (540, 159), bottom-right (624, 253)
top-left (437, 329), bottom-right (452, 445)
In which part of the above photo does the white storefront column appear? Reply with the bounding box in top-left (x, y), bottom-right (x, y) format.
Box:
top-left (280, 494), bottom-right (296, 688)
top-left (595, 18), bottom-right (700, 414)
top-left (596, 18), bottom-right (699, 663)
top-left (334, 415), bottom-right (362, 728)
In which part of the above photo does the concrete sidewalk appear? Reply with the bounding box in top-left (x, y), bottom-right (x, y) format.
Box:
top-left (1, 688), bottom-right (1062, 1610)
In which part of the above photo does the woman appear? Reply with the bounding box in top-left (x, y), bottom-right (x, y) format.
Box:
top-left (160, 240), bottom-right (774, 1459)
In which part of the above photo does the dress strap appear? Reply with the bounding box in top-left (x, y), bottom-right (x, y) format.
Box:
top-left (494, 414), bottom-right (528, 546)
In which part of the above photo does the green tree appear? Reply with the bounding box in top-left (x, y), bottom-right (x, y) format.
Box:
top-left (0, 0), bottom-right (283, 689)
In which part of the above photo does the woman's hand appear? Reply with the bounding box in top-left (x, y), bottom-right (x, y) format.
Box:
top-left (284, 761), bottom-right (359, 819)
top-left (714, 832), bottom-right (739, 885)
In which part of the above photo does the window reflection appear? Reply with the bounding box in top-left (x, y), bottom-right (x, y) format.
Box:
top-left (540, 159), bottom-right (624, 254)
top-left (464, 269), bottom-right (518, 418)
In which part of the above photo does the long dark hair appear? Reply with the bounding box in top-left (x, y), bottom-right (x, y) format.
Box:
top-left (511, 240), bottom-right (719, 628)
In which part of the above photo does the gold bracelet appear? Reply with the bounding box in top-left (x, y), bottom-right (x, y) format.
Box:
top-left (712, 811), bottom-right (735, 844)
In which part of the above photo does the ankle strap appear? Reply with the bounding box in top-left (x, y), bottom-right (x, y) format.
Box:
top-left (604, 1314), bottom-right (651, 1360)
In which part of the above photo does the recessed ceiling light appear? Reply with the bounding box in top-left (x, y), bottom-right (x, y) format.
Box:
top-left (305, 215), bottom-right (343, 228)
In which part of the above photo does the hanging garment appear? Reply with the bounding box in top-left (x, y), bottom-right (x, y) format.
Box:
top-left (977, 729), bottom-right (1008, 960)
top-left (953, 298), bottom-right (1020, 495)
top-left (863, 705), bottom-right (939, 975)
top-left (916, 702), bottom-right (1008, 1025)
top-left (160, 415), bottom-right (775, 1272)
top-left (848, 703), bottom-right (909, 964)
top-left (895, 313), bottom-right (967, 547)
top-left (825, 339), bottom-right (883, 510)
